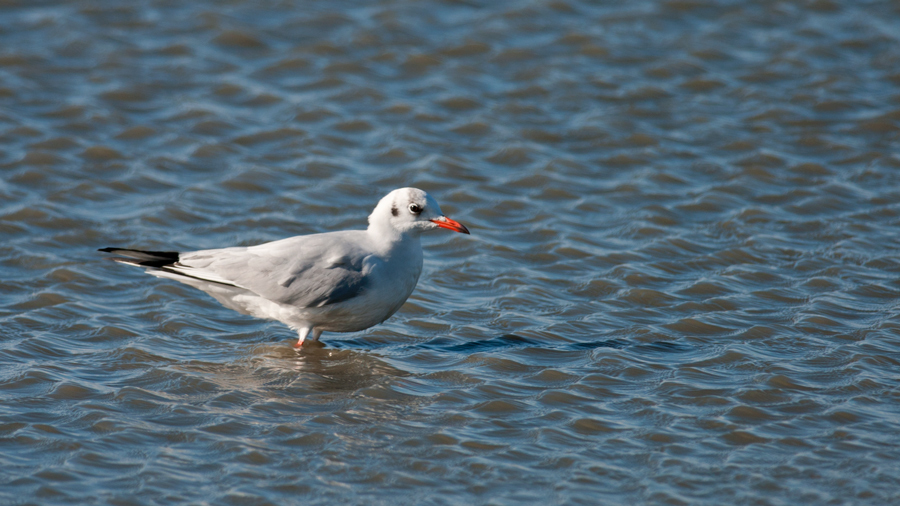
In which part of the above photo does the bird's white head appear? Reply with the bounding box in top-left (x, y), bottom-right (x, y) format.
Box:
top-left (368, 187), bottom-right (470, 237)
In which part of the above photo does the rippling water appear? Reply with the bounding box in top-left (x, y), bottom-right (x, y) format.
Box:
top-left (2, 0), bottom-right (900, 504)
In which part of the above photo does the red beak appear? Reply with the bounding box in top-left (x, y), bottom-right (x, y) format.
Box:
top-left (431, 216), bottom-right (470, 234)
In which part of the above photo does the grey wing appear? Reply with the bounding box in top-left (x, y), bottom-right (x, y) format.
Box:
top-left (171, 234), bottom-right (370, 308)
top-left (269, 256), bottom-right (368, 307)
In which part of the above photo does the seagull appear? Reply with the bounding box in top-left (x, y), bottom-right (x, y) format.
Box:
top-left (100, 187), bottom-right (470, 347)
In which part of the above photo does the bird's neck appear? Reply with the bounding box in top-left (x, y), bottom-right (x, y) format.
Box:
top-left (366, 223), bottom-right (421, 255)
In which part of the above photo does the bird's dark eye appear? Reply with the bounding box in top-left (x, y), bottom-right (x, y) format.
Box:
top-left (408, 203), bottom-right (422, 214)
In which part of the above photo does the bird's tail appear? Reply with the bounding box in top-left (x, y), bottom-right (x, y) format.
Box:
top-left (98, 247), bottom-right (180, 269)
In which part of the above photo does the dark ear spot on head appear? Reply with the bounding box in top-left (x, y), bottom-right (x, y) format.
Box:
top-left (391, 204), bottom-right (398, 217)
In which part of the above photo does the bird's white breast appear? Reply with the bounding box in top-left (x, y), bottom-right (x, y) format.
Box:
top-left (286, 235), bottom-right (424, 332)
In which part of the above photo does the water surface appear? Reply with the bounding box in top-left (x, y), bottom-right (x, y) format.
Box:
top-left (1, 0), bottom-right (900, 504)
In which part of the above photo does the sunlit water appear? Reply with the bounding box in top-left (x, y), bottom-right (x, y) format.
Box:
top-left (2, 0), bottom-right (900, 504)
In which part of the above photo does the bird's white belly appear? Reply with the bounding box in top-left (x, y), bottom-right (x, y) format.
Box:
top-left (258, 256), bottom-right (422, 333)
top-left (314, 265), bottom-right (421, 332)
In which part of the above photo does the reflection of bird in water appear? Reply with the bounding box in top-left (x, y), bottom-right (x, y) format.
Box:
top-left (175, 343), bottom-right (411, 400)
top-left (248, 343), bottom-right (412, 394)
top-left (100, 188), bottom-right (470, 347)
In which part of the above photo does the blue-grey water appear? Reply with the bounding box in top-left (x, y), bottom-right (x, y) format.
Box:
top-left (2, 0), bottom-right (900, 504)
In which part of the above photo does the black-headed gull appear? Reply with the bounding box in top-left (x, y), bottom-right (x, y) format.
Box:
top-left (100, 188), bottom-right (470, 346)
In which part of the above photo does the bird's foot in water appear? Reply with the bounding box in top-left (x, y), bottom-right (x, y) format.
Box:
top-left (294, 328), bottom-right (309, 348)
top-left (293, 328), bottom-right (322, 348)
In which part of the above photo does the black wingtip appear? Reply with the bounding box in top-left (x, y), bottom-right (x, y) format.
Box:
top-left (98, 247), bottom-right (181, 267)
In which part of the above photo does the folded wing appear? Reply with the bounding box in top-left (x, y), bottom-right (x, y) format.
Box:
top-left (102, 231), bottom-right (371, 309)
